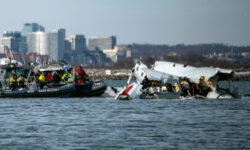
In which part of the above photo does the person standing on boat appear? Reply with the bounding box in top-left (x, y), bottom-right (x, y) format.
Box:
top-left (9, 74), bottom-right (17, 91)
top-left (75, 66), bottom-right (84, 83)
top-left (17, 74), bottom-right (27, 88)
top-left (62, 70), bottom-right (73, 83)
top-left (75, 66), bottom-right (88, 83)
top-left (75, 66), bottom-right (85, 76)
top-left (38, 73), bottom-right (46, 89)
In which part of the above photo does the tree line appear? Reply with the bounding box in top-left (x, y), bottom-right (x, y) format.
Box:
top-left (90, 43), bottom-right (250, 71)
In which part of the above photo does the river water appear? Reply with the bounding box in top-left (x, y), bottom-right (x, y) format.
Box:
top-left (0, 81), bottom-right (249, 150)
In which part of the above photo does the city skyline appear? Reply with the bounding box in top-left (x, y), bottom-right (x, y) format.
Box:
top-left (0, 0), bottom-right (249, 46)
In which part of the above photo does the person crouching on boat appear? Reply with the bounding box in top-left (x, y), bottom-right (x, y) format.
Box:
top-left (9, 74), bottom-right (17, 91)
top-left (38, 73), bottom-right (46, 89)
top-left (17, 74), bottom-right (27, 88)
top-left (62, 70), bottom-right (73, 83)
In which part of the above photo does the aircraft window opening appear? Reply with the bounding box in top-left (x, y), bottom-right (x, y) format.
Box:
top-left (141, 72), bottom-right (144, 76)
top-left (136, 67), bottom-right (139, 71)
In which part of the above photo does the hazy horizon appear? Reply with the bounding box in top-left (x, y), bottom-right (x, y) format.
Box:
top-left (0, 0), bottom-right (249, 46)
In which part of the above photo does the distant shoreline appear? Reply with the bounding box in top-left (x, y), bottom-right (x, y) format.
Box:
top-left (89, 75), bottom-right (250, 81)
top-left (86, 69), bottom-right (250, 81)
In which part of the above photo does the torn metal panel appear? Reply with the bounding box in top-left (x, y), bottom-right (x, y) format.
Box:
top-left (153, 61), bottom-right (233, 83)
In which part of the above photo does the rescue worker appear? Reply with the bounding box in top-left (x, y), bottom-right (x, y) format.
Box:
top-left (75, 66), bottom-right (87, 83)
top-left (38, 73), bottom-right (46, 89)
top-left (52, 71), bottom-right (61, 84)
top-left (17, 74), bottom-right (27, 88)
top-left (46, 72), bottom-right (53, 83)
top-left (62, 70), bottom-right (73, 83)
top-left (180, 79), bottom-right (191, 96)
top-left (9, 74), bottom-right (17, 91)
top-left (75, 66), bottom-right (85, 76)
top-left (35, 71), bottom-right (41, 83)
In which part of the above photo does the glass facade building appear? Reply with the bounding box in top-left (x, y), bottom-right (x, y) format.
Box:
top-left (20, 23), bottom-right (45, 53)
top-left (88, 36), bottom-right (116, 51)
top-left (49, 29), bottom-right (65, 60)
top-left (69, 34), bottom-right (86, 51)
top-left (27, 29), bottom-right (65, 61)
top-left (1, 31), bottom-right (21, 52)
top-left (21, 23), bottom-right (45, 37)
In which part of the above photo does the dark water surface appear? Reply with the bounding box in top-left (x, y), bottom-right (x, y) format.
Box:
top-left (0, 81), bottom-right (250, 149)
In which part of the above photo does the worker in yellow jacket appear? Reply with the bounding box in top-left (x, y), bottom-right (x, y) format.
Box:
top-left (17, 74), bottom-right (27, 88)
top-left (61, 71), bottom-right (73, 83)
top-left (38, 73), bottom-right (46, 89)
top-left (9, 74), bottom-right (17, 91)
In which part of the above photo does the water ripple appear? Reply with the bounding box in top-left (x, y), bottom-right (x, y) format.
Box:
top-left (0, 95), bottom-right (249, 149)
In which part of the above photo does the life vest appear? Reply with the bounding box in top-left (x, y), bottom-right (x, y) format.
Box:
top-left (46, 73), bottom-right (53, 80)
top-left (62, 73), bottom-right (73, 83)
top-left (39, 74), bottom-right (45, 82)
top-left (77, 79), bottom-right (84, 83)
top-left (10, 76), bottom-right (16, 83)
top-left (76, 68), bottom-right (85, 75)
top-left (17, 76), bottom-right (26, 83)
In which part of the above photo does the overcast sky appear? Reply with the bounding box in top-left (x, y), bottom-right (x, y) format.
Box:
top-left (0, 0), bottom-right (249, 45)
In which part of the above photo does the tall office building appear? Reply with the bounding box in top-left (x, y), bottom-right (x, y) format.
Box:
top-left (3, 31), bottom-right (21, 38)
top-left (0, 45), bottom-right (8, 54)
top-left (64, 40), bottom-right (72, 54)
top-left (27, 32), bottom-right (49, 55)
top-left (1, 31), bottom-right (21, 52)
top-left (49, 29), bottom-right (65, 60)
top-left (88, 36), bottom-right (116, 51)
top-left (69, 34), bottom-right (86, 51)
top-left (20, 23), bottom-right (45, 53)
top-left (19, 38), bottom-right (28, 53)
top-left (0, 37), bottom-right (20, 52)
top-left (1, 37), bottom-right (13, 51)
top-left (21, 23), bottom-right (45, 37)
top-left (27, 29), bottom-right (65, 61)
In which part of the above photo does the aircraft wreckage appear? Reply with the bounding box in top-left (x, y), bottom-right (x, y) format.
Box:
top-left (115, 61), bottom-right (242, 100)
